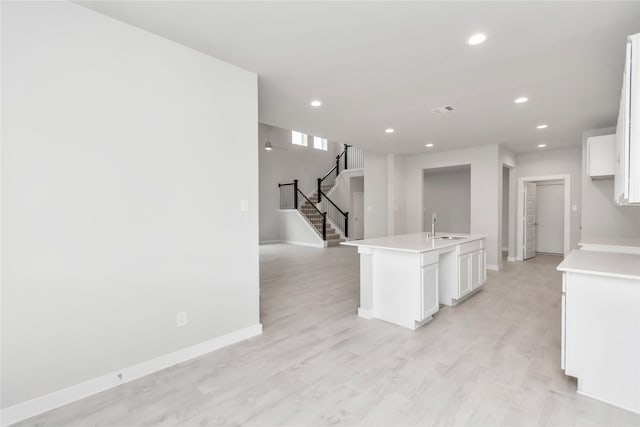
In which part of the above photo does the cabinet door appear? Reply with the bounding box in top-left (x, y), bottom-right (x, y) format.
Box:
top-left (458, 254), bottom-right (471, 297)
top-left (420, 264), bottom-right (439, 321)
top-left (587, 135), bottom-right (616, 178)
top-left (481, 250), bottom-right (486, 283)
top-left (471, 251), bottom-right (481, 289)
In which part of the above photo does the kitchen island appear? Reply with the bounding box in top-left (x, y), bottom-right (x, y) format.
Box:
top-left (578, 237), bottom-right (640, 254)
top-left (558, 250), bottom-right (640, 414)
top-left (342, 232), bottom-right (487, 330)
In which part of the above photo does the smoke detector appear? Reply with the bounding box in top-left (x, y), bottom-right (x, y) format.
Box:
top-left (431, 105), bottom-right (455, 114)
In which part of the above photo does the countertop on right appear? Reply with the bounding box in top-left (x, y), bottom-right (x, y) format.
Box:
top-left (578, 237), bottom-right (640, 247)
top-left (557, 249), bottom-right (640, 281)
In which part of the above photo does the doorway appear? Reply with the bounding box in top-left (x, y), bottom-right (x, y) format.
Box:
top-left (422, 165), bottom-right (471, 233)
top-left (536, 181), bottom-right (564, 254)
top-left (350, 176), bottom-right (365, 240)
top-left (517, 175), bottom-right (570, 260)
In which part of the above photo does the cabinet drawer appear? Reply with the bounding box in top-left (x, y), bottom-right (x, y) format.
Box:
top-left (458, 239), bottom-right (483, 255)
top-left (420, 251), bottom-right (438, 267)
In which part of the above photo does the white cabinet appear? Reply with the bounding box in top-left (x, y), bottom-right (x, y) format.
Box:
top-left (614, 33), bottom-right (640, 205)
top-left (587, 134), bottom-right (616, 178)
top-left (471, 249), bottom-right (485, 289)
top-left (458, 253), bottom-right (471, 297)
top-left (420, 263), bottom-right (439, 321)
top-left (457, 240), bottom-right (486, 299)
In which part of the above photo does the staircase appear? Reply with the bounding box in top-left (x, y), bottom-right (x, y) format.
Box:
top-left (277, 144), bottom-right (364, 247)
top-left (302, 184), bottom-right (343, 247)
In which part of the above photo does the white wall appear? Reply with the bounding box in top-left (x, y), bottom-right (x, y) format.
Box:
top-left (581, 128), bottom-right (640, 239)
top-left (422, 166), bottom-right (471, 234)
top-left (405, 144), bottom-right (502, 269)
top-left (387, 154), bottom-right (406, 235)
top-left (515, 147), bottom-right (582, 250)
top-left (276, 210), bottom-right (324, 247)
top-left (258, 124), bottom-right (340, 242)
top-left (502, 167), bottom-right (509, 250)
top-left (2, 1), bottom-right (259, 411)
top-left (364, 151), bottom-right (388, 238)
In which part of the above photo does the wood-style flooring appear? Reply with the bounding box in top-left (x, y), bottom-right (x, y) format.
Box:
top-left (14, 244), bottom-right (640, 426)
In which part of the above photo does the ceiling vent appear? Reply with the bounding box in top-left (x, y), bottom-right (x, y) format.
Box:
top-left (431, 105), bottom-right (455, 114)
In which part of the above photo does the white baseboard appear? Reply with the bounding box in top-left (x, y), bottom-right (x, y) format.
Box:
top-left (358, 308), bottom-right (373, 319)
top-left (507, 256), bottom-right (517, 262)
top-left (487, 264), bottom-right (499, 271)
top-left (576, 390), bottom-right (639, 415)
top-left (0, 324), bottom-right (263, 427)
top-left (259, 240), bottom-right (283, 245)
top-left (283, 240), bottom-right (325, 248)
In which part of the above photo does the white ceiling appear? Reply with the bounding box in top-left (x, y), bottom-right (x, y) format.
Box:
top-left (82, 1), bottom-right (640, 154)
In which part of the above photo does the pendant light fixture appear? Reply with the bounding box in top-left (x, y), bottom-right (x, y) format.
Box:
top-left (264, 126), bottom-right (273, 151)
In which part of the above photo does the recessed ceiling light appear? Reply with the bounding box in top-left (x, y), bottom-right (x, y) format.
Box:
top-left (310, 100), bottom-right (322, 107)
top-left (467, 33), bottom-right (487, 46)
top-left (425, 143), bottom-right (434, 148)
top-left (538, 144), bottom-right (547, 148)
top-left (514, 97), bottom-right (529, 104)
top-left (536, 124), bottom-right (548, 129)
top-left (385, 128), bottom-right (395, 134)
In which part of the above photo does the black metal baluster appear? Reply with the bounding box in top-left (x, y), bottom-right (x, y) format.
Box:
top-left (322, 212), bottom-right (327, 241)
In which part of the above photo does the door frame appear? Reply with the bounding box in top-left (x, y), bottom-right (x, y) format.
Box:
top-left (351, 191), bottom-right (365, 240)
top-left (516, 174), bottom-right (570, 260)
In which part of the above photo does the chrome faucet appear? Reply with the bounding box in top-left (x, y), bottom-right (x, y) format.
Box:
top-left (431, 212), bottom-right (437, 238)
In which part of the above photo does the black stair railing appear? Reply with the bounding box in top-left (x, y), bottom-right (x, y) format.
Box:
top-left (317, 186), bottom-right (348, 238)
top-left (317, 144), bottom-right (364, 196)
top-left (277, 180), bottom-right (326, 240)
top-left (277, 179), bottom-right (298, 209)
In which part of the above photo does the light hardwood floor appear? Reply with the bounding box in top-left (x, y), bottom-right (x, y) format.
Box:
top-left (15, 244), bottom-right (640, 426)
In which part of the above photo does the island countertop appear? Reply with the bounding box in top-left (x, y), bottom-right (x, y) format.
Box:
top-left (341, 232), bottom-right (487, 254)
top-left (557, 249), bottom-right (640, 281)
top-left (579, 237), bottom-right (640, 247)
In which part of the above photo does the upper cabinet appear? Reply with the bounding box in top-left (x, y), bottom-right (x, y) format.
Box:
top-left (587, 134), bottom-right (616, 178)
top-left (614, 33), bottom-right (640, 206)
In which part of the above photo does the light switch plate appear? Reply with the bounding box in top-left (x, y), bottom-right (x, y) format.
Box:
top-left (177, 312), bottom-right (187, 327)
top-left (240, 200), bottom-right (249, 212)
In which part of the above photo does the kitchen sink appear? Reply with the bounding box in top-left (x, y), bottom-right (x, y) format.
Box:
top-left (434, 236), bottom-right (466, 240)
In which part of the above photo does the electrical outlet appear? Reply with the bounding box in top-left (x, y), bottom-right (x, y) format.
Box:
top-left (176, 311), bottom-right (188, 327)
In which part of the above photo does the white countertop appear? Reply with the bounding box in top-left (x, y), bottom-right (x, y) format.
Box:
top-left (341, 232), bottom-right (486, 254)
top-left (557, 250), bottom-right (640, 281)
top-left (578, 237), bottom-right (640, 248)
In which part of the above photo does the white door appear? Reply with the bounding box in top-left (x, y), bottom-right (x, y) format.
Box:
top-left (352, 192), bottom-right (364, 240)
top-left (420, 264), bottom-right (439, 320)
top-left (536, 183), bottom-right (564, 254)
top-left (471, 250), bottom-right (482, 289)
top-left (524, 183), bottom-right (537, 260)
top-left (458, 254), bottom-right (471, 297)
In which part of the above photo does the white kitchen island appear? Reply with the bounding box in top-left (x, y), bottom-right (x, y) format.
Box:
top-left (558, 250), bottom-right (640, 414)
top-left (342, 232), bottom-right (487, 330)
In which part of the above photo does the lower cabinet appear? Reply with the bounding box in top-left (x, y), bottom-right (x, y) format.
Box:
top-left (458, 249), bottom-right (486, 298)
top-left (420, 263), bottom-right (439, 321)
top-left (458, 253), bottom-right (471, 296)
top-left (471, 249), bottom-right (485, 289)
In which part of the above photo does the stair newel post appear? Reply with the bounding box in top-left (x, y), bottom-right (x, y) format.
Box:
top-left (344, 144), bottom-right (349, 171)
top-left (345, 211), bottom-right (349, 238)
top-left (293, 179), bottom-right (299, 209)
top-left (322, 212), bottom-right (327, 241)
top-left (317, 178), bottom-right (322, 204)
top-left (336, 155), bottom-right (340, 178)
